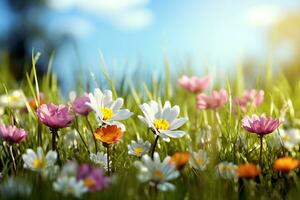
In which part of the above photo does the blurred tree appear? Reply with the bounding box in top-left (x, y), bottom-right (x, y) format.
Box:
top-left (0, 0), bottom-right (69, 81)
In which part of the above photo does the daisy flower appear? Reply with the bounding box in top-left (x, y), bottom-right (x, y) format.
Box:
top-left (138, 101), bottom-right (188, 142)
top-left (87, 88), bottom-right (133, 126)
top-left (128, 139), bottom-right (151, 157)
top-left (22, 147), bottom-right (58, 175)
top-left (189, 149), bottom-right (209, 170)
top-left (0, 90), bottom-right (26, 108)
top-left (134, 152), bottom-right (180, 191)
top-left (216, 162), bottom-right (238, 179)
top-left (53, 177), bottom-right (87, 198)
top-left (89, 152), bottom-right (110, 170)
top-left (278, 128), bottom-right (300, 150)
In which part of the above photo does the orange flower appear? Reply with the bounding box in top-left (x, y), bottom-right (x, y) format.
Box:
top-left (94, 125), bottom-right (123, 145)
top-left (273, 157), bottom-right (299, 173)
top-left (237, 163), bottom-right (261, 179)
top-left (169, 152), bottom-right (190, 170)
top-left (29, 96), bottom-right (45, 110)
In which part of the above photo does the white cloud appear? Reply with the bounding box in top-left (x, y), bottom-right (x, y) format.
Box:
top-left (244, 5), bottom-right (283, 27)
top-left (48, 0), bottom-right (153, 30)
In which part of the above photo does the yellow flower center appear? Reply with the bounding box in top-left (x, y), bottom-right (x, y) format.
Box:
top-left (282, 135), bottom-right (289, 142)
top-left (84, 178), bottom-right (96, 189)
top-left (33, 159), bottom-right (45, 169)
top-left (100, 107), bottom-right (113, 120)
top-left (196, 158), bottom-right (203, 165)
top-left (9, 95), bottom-right (21, 102)
top-left (153, 170), bottom-right (165, 181)
top-left (133, 147), bottom-right (144, 156)
top-left (154, 119), bottom-right (170, 130)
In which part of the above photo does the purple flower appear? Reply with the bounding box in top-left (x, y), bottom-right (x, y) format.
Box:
top-left (242, 115), bottom-right (281, 136)
top-left (0, 124), bottom-right (27, 144)
top-left (72, 94), bottom-right (92, 116)
top-left (37, 103), bottom-right (74, 129)
top-left (77, 164), bottom-right (110, 192)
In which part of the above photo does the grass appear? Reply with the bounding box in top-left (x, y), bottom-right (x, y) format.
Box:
top-left (0, 53), bottom-right (300, 200)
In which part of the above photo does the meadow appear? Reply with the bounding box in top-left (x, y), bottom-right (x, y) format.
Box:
top-left (0, 54), bottom-right (300, 200)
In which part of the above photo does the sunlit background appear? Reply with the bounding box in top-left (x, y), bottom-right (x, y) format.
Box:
top-left (1, 0), bottom-right (300, 92)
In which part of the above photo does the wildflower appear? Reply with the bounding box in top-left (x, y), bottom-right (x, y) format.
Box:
top-left (189, 149), bottom-right (209, 170)
top-left (134, 152), bottom-right (180, 191)
top-left (37, 103), bottom-right (74, 129)
top-left (37, 103), bottom-right (74, 151)
top-left (94, 124), bottom-right (124, 145)
top-left (89, 152), bottom-right (110, 170)
top-left (278, 128), bottom-right (300, 150)
top-left (77, 164), bottom-right (110, 192)
top-left (0, 124), bottom-right (27, 144)
top-left (169, 152), bottom-right (190, 170)
top-left (71, 94), bottom-right (92, 116)
top-left (196, 89), bottom-right (228, 110)
top-left (22, 147), bottom-right (58, 173)
top-left (242, 115), bottom-right (280, 136)
top-left (0, 177), bottom-right (32, 198)
top-left (237, 163), bottom-right (261, 179)
top-left (273, 157), bottom-right (300, 173)
top-left (28, 94), bottom-right (45, 110)
top-left (87, 88), bottom-right (133, 126)
top-left (178, 75), bottom-right (209, 93)
top-left (128, 139), bottom-right (151, 157)
top-left (242, 115), bottom-right (281, 167)
top-left (216, 162), bottom-right (237, 179)
top-left (138, 101), bottom-right (188, 142)
top-left (235, 90), bottom-right (264, 111)
top-left (0, 90), bottom-right (26, 108)
top-left (53, 177), bottom-right (87, 198)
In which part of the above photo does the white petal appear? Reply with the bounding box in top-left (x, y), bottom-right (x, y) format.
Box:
top-left (160, 130), bottom-right (186, 138)
top-left (170, 118), bottom-right (188, 130)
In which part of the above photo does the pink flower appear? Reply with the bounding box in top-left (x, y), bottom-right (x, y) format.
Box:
top-left (77, 164), bottom-right (110, 192)
top-left (72, 94), bottom-right (92, 116)
top-left (235, 90), bottom-right (264, 110)
top-left (0, 124), bottom-right (27, 144)
top-left (242, 115), bottom-right (280, 136)
top-left (178, 75), bottom-right (209, 93)
top-left (37, 103), bottom-right (74, 129)
top-left (196, 89), bottom-right (228, 109)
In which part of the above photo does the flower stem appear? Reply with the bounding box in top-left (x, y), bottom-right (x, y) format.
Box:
top-left (50, 128), bottom-right (61, 165)
top-left (259, 136), bottom-right (263, 169)
top-left (9, 145), bottom-right (16, 175)
top-left (106, 144), bottom-right (110, 175)
top-left (74, 117), bottom-right (90, 154)
top-left (37, 122), bottom-right (42, 146)
top-left (151, 135), bottom-right (160, 159)
top-left (85, 116), bottom-right (98, 152)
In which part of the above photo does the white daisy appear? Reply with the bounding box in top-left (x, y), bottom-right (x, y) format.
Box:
top-left (89, 152), bottom-right (110, 170)
top-left (87, 88), bottom-right (133, 127)
top-left (189, 149), bottom-right (209, 170)
top-left (0, 90), bottom-right (26, 108)
top-left (278, 128), bottom-right (300, 150)
top-left (134, 152), bottom-right (180, 191)
top-left (22, 147), bottom-right (58, 174)
top-left (53, 177), bottom-right (87, 198)
top-left (128, 139), bottom-right (151, 157)
top-left (138, 101), bottom-right (188, 142)
top-left (216, 162), bottom-right (237, 179)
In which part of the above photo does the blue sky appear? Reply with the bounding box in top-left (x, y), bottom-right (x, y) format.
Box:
top-left (1, 0), bottom-right (300, 91)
